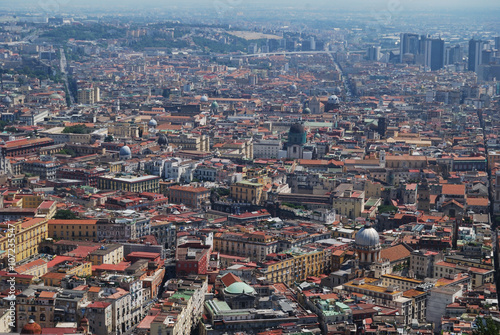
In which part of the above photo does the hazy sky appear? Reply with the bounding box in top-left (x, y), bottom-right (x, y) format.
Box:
top-left (3, 0), bottom-right (500, 11)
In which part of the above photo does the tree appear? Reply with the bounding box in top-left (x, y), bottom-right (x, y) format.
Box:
top-left (473, 317), bottom-right (500, 335)
top-left (104, 135), bottom-right (114, 142)
top-left (54, 209), bottom-right (79, 220)
top-left (63, 124), bottom-right (92, 134)
top-left (378, 204), bottom-right (398, 213)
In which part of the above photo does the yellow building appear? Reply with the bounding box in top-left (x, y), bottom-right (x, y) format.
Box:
top-left (0, 217), bottom-right (48, 263)
top-left (97, 174), bottom-right (160, 193)
top-left (14, 259), bottom-right (48, 279)
top-left (385, 155), bottom-right (427, 169)
top-left (37, 200), bottom-right (57, 218)
top-left (230, 180), bottom-right (264, 205)
top-left (332, 190), bottom-right (365, 220)
top-left (47, 219), bottom-right (97, 240)
top-left (40, 272), bottom-right (67, 286)
top-left (20, 194), bottom-right (44, 208)
top-left (89, 244), bottom-right (124, 265)
top-left (213, 231), bottom-right (278, 261)
top-left (257, 248), bottom-right (326, 285)
top-left (63, 261), bottom-right (92, 277)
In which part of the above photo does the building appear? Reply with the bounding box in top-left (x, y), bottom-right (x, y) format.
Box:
top-left (230, 180), bottom-right (264, 205)
top-left (47, 219), bottom-right (97, 241)
top-left (56, 166), bottom-right (106, 187)
top-left (332, 189), bottom-right (365, 219)
top-left (400, 33), bottom-right (420, 62)
top-left (0, 218), bottom-right (48, 263)
top-left (150, 277), bottom-right (207, 335)
top-left (175, 242), bottom-right (211, 276)
top-left (424, 38), bottom-right (445, 71)
top-left (353, 223), bottom-right (381, 266)
top-left (468, 39), bottom-right (488, 72)
top-left (167, 133), bottom-right (210, 152)
top-left (16, 289), bottom-right (57, 331)
top-left (13, 259), bottom-right (48, 279)
top-left (338, 278), bottom-right (412, 324)
top-left (426, 286), bottom-right (462, 332)
top-left (381, 274), bottom-right (423, 292)
top-left (410, 250), bottom-right (443, 279)
top-left (86, 302), bottom-right (113, 335)
top-left (22, 158), bottom-right (61, 180)
top-left (214, 231), bottom-right (278, 261)
top-left (167, 185), bottom-right (210, 209)
top-left (367, 45), bottom-right (381, 61)
top-left (77, 86), bottom-right (100, 104)
top-left (97, 175), bottom-right (160, 193)
top-left (253, 139), bottom-right (281, 159)
top-left (286, 122), bottom-right (309, 159)
top-left (89, 244), bottom-right (124, 265)
top-left (0, 137), bottom-right (54, 157)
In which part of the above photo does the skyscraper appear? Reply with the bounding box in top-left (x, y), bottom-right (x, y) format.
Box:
top-left (424, 38), bottom-right (445, 71)
top-left (445, 45), bottom-right (462, 65)
top-left (400, 33), bottom-right (420, 62)
top-left (468, 39), bottom-right (487, 72)
top-left (367, 46), bottom-right (381, 61)
top-left (495, 36), bottom-right (500, 50)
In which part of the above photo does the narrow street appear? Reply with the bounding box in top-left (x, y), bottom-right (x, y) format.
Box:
top-left (60, 47), bottom-right (75, 106)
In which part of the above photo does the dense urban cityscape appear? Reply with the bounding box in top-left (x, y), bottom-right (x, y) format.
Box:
top-left (0, 1), bottom-right (499, 334)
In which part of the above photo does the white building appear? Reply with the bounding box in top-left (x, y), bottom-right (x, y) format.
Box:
top-left (253, 139), bottom-right (282, 159)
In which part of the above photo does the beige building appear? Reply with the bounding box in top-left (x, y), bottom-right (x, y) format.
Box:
top-left (39, 127), bottom-right (93, 144)
top-left (14, 259), bottom-right (48, 279)
top-left (89, 244), bottom-right (124, 265)
top-left (108, 122), bottom-right (147, 139)
top-left (78, 86), bottom-right (100, 104)
top-left (150, 277), bottom-right (207, 335)
top-left (257, 248), bottom-right (327, 285)
top-left (230, 180), bottom-right (264, 205)
top-left (381, 274), bottom-right (423, 292)
top-left (332, 189), bottom-right (365, 220)
top-left (167, 133), bottom-right (210, 152)
top-left (0, 218), bottom-right (48, 263)
top-left (214, 231), bottom-right (278, 261)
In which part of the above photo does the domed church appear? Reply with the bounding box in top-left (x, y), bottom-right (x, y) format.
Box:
top-left (286, 122), bottom-right (307, 159)
top-left (354, 223), bottom-right (381, 266)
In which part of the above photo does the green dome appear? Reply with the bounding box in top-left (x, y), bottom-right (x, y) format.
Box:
top-left (288, 122), bottom-right (307, 146)
top-left (224, 282), bottom-right (256, 295)
top-left (211, 101), bottom-right (219, 108)
top-left (303, 107), bottom-right (311, 114)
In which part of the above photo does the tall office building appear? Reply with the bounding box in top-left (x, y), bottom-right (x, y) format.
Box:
top-left (468, 39), bottom-right (488, 72)
top-left (400, 33), bottom-right (420, 62)
top-left (424, 38), bottom-right (445, 71)
top-left (367, 46), bottom-right (381, 61)
top-left (445, 45), bottom-right (462, 65)
top-left (310, 36), bottom-right (316, 51)
top-left (495, 36), bottom-right (500, 50)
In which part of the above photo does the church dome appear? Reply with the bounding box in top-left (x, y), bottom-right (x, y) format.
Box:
top-left (290, 84), bottom-right (297, 91)
top-left (289, 122), bottom-right (305, 134)
top-left (3, 96), bottom-right (12, 104)
top-left (200, 95), bottom-right (209, 102)
top-left (224, 282), bottom-right (256, 295)
top-left (355, 224), bottom-right (380, 247)
top-left (21, 319), bottom-right (42, 334)
top-left (211, 101), bottom-right (219, 109)
top-left (50, 93), bottom-right (63, 100)
top-left (119, 145), bottom-right (132, 157)
top-left (303, 107), bottom-right (311, 114)
top-left (148, 118), bottom-right (158, 127)
top-left (328, 95), bottom-right (340, 105)
top-left (288, 122), bottom-right (307, 146)
top-left (158, 133), bottom-right (168, 146)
